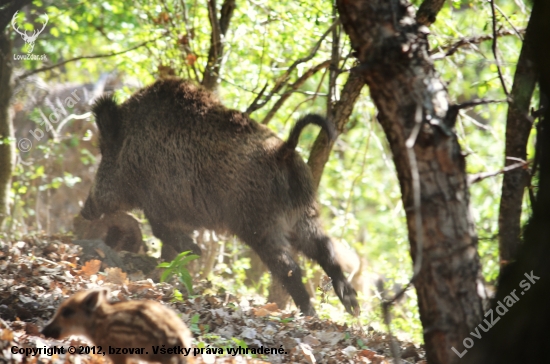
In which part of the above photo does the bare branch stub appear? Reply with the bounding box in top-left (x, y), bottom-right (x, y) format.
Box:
top-left (444, 98), bottom-right (507, 128)
top-left (430, 29), bottom-right (524, 58)
top-left (416, 0), bottom-right (445, 26)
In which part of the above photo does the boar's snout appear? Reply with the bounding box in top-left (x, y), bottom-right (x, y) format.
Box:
top-left (41, 324), bottom-right (61, 339)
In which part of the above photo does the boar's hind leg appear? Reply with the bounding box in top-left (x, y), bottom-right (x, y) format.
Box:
top-left (244, 231), bottom-right (316, 316)
top-left (149, 219), bottom-right (201, 261)
top-left (293, 217), bottom-right (360, 316)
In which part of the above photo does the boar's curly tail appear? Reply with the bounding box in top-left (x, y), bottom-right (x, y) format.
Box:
top-left (284, 114), bottom-right (336, 153)
top-left (92, 95), bottom-right (121, 144)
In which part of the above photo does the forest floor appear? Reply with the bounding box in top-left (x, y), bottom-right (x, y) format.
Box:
top-left (0, 235), bottom-right (425, 363)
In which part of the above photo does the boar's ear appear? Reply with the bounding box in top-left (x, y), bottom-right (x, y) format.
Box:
top-left (92, 96), bottom-right (121, 144)
top-left (82, 288), bottom-right (109, 313)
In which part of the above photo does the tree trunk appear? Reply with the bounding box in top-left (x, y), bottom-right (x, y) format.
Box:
top-left (307, 70), bottom-right (364, 189)
top-left (498, 12), bottom-right (538, 264)
top-left (472, 1), bottom-right (550, 361)
top-left (0, 31), bottom-right (14, 228)
top-left (335, 1), bottom-right (483, 363)
top-left (202, 0), bottom-right (236, 91)
top-left (470, 2), bottom-right (550, 361)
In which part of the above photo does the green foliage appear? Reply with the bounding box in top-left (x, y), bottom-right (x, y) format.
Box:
top-left (158, 251), bottom-right (200, 295)
top-left (189, 313), bottom-right (201, 335)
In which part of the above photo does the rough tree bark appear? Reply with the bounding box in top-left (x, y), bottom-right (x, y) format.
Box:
top-left (498, 12), bottom-right (538, 264)
top-left (335, 1), bottom-right (483, 363)
top-left (0, 30), bottom-right (14, 227)
top-left (202, 0), bottom-right (236, 91)
top-left (1, 0), bottom-right (32, 227)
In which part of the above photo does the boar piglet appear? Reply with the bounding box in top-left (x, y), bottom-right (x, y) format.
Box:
top-left (81, 77), bottom-right (359, 316)
top-left (41, 288), bottom-right (192, 364)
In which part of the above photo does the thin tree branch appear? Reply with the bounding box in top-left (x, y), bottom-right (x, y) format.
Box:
top-left (469, 161), bottom-right (529, 185)
top-left (431, 29), bottom-right (525, 58)
top-left (16, 35), bottom-right (165, 81)
top-left (445, 98), bottom-right (507, 127)
top-left (455, 98), bottom-right (507, 109)
top-left (327, 6), bottom-right (340, 117)
top-left (281, 63), bottom-right (329, 128)
top-left (494, 3), bottom-right (524, 41)
top-left (382, 105), bottom-right (424, 311)
top-left (260, 60), bottom-right (331, 125)
top-left (245, 81), bottom-right (268, 109)
top-left (490, 0), bottom-right (510, 97)
top-left (246, 20), bottom-right (339, 114)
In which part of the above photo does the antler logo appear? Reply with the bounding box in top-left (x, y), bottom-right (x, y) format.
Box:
top-left (12, 11), bottom-right (48, 54)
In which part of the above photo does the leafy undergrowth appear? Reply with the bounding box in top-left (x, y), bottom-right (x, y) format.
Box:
top-left (0, 235), bottom-right (425, 363)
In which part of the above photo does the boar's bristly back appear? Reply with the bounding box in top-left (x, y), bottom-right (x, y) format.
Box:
top-left (284, 114), bottom-right (336, 153)
top-left (92, 95), bottom-right (121, 147)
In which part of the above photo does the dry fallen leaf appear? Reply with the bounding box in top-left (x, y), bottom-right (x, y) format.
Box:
top-left (1, 328), bottom-right (14, 341)
top-left (358, 349), bottom-right (377, 359)
top-left (104, 267), bottom-right (128, 285)
top-left (252, 308), bottom-right (270, 317)
top-left (262, 302), bottom-right (279, 312)
top-left (80, 259), bottom-right (101, 277)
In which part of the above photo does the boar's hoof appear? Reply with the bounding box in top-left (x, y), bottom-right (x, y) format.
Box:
top-left (301, 305), bottom-right (317, 318)
top-left (336, 281), bottom-right (360, 316)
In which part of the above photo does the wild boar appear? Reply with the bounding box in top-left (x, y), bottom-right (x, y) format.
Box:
top-left (73, 211), bottom-right (144, 253)
top-left (41, 288), bottom-right (193, 364)
top-left (80, 78), bottom-right (359, 316)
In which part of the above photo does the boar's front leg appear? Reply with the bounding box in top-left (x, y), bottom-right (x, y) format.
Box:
top-left (148, 218), bottom-right (201, 261)
top-left (242, 230), bottom-right (316, 316)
